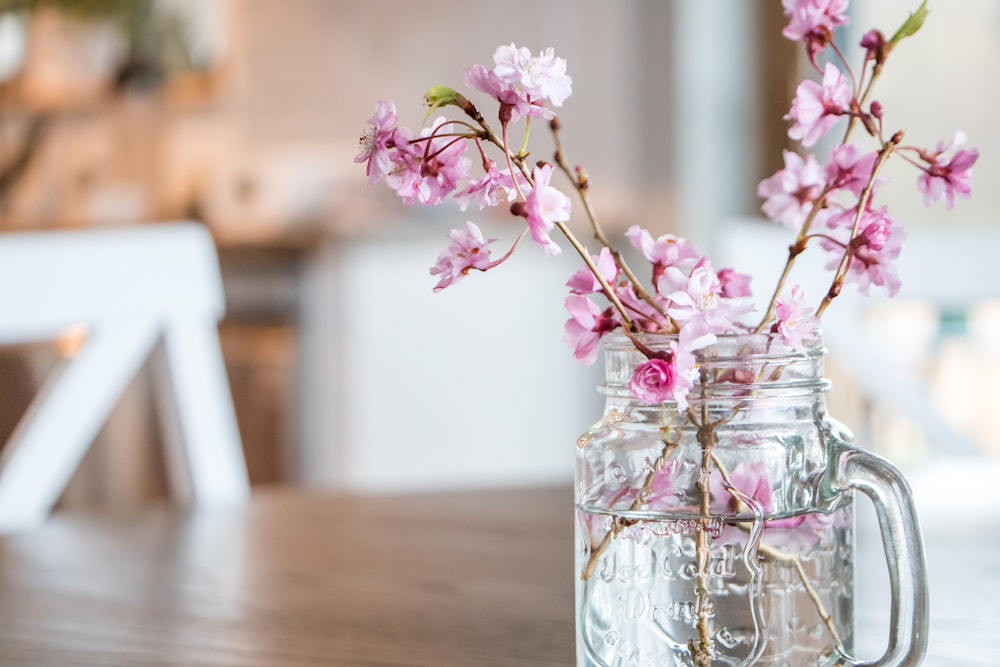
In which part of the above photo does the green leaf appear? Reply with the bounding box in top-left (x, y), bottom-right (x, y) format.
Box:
top-left (889, 0), bottom-right (929, 45)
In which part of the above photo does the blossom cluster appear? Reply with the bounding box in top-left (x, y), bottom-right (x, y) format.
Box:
top-left (355, 1), bottom-right (976, 410)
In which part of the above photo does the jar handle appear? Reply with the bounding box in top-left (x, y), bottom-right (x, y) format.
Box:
top-left (825, 446), bottom-right (929, 667)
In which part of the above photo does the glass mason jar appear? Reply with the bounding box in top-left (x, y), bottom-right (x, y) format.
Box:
top-left (575, 333), bottom-right (928, 667)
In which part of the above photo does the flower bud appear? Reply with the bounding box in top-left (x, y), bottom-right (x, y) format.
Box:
top-left (861, 29), bottom-right (886, 64)
top-left (423, 85), bottom-right (473, 119)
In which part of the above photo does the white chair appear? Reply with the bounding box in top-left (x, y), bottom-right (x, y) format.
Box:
top-left (0, 222), bottom-right (250, 531)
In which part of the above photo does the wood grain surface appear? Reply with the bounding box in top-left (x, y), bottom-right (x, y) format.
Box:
top-left (0, 477), bottom-right (993, 666)
top-left (0, 487), bottom-right (575, 666)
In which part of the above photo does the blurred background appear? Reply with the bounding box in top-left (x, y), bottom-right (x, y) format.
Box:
top-left (0, 0), bottom-right (996, 509)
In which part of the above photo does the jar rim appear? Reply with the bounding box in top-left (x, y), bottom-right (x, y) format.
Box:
top-left (600, 329), bottom-right (826, 363)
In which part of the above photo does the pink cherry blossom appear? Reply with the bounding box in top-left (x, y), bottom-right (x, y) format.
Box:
top-left (757, 150), bottom-right (827, 231)
top-left (566, 247), bottom-right (618, 295)
top-left (625, 225), bottom-right (701, 282)
top-left (614, 282), bottom-right (670, 333)
top-left (717, 268), bottom-right (753, 298)
top-left (772, 285), bottom-right (819, 352)
top-left (562, 295), bottom-right (617, 366)
top-left (463, 63), bottom-right (555, 124)
top-left (765, 511), bottom-right (835, 550)
top-left (848, 210), bottom-right (904, 296)
top-left (825, 143), bottom-right (878, 198)
top-left (354, 100), bottom-right (398, 186)
top-left (917, 132), bottom-right (979, 209)
top-left (781, 0), bottom-right (850, 41)
top-left (492, 44), bottom-right (573, 107)
top-left (522, 163), bottom-right (570, 256)
top-left (659, 259), bottom-right (754, 339)
top-left (429, 222), bottom-right (498, 292)
top-left (860, 29), bottom-right (886, 64)
top-left (454, 165), bottom-right (521, 211)
top-left (645, 459), bottom-right (683, 509)
top-left (785, 63), bottom-right (853, 148)
top-left (628, 343), bottom-right (696, 410)
top-left (825, 206), bottom-right (905, 297)
top-left (385, 118), bottom-right (471, 206)
top-left (710, 461), bottom-right (775, 516)
top-left (782, 0), bottom-right (850, 66)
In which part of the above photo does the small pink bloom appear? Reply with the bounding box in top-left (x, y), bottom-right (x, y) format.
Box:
top-left (917, 132), bottom-right (979, 209)
top-left (563, 295), bottom-right (617, 366)
top-left (765, 511), bottom-right (834, 550)
top-left (825, 143), bottom-right (878, 198)
top-left (628, 343), bottom-right (696, 410)
top-left (781, 0), bottom-right (850, 38)
top-left (492, 43), bottom-right (573, 107)
top-left (785, 63), bottom-right (852, 148)
top-left (625, 225), bottom-right (701, 282)
top-left (522, 163), bottom-right (570, 256)
top-left (659, 259), bottom-right (754, 338)
top-left (644, 460), bottom-right (683, 509)
top-left (848, 211), bottom-right (904, 296)
top-left (757, 150), bottom-right (827, 231)
top-left (454, 165), bottom-right (521, 211)
top-left (860, 29), bottom-right (886, 63)
top-left (429, 222), bottom-right (498, 292)
top-left (354, 100), bottom-right (398, 186)
top-left (824, 207), bottom-right (905, 297)
top-left (566, 247), bottom-right (619, 295)
top-left (782, 0), bottom-right (850, 66)
top-left (385, 118), bottom-right (471, 206)
top-left (717, 268), bottom-right (753, 298)
top-left (463, 63), bottom-right (554, 124)
top-left (614, 282), bottom-right (670, 333)
top-left (710, 462), bottom-right (775, 516)
top-left (772, 285), bottom-right (819, 352)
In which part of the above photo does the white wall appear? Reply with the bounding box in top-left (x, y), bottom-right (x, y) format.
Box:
top-left (298, 218), bottom-right (603, 491)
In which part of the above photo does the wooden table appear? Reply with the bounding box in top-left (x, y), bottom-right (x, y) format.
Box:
top-left (0, 487), bottom-right (574, 666)
top-left (0, 481), bottom-right (994, 666)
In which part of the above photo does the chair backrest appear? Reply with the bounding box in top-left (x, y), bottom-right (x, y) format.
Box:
top-left (0, 222), bottom-right (249, 531)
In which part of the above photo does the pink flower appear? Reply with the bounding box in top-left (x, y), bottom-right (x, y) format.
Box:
top-left (772, 285), bottom-right (819, 352)
top-left (385, 118), bottom-right (471, 206)
top-left (825, 143), bottom-right (879, 198)
top-left (825, 207), bottom-right (905, 297)
top-left (630, 358), bottom-right (676, 405)
top-left (647, 460), bottom-right (680, 506)
top-left (429, 222), bottom-right (498, 292)
top-left (757, 150), bottom-right (827, 231)
top-left (454, 165), bottom-right (521, 211)
top-left (614, 283), bottom-right (670, 333)
top-left (717, 268), bottom-right (753, 298)
top-left (566, 247), bottom-right (618, 295)
top-left (625, 225), bottom-right (701, 282)
top-left (781, 0), bottom-right (849, 66)
top-left (522, 163), bottom-right (570, 256)
top-left (917, 132), bottom-right (979, 209)
top-left (765, 512), bottom-right (835, 550)
top-left (562, 295), bottom-right (617, 366)
top-left (860, 29), bottom-right (886, 63)
top-left (463, 64), bottom-right (555, 124)
top-left (628, 343), bottom-right (696, 410)
top-left (785, 63), bottom-right (852, 148)
top-left (659, 259), bottom-right (753, 339)
top-left (710, 462), bottom-right (775, 516)
top-left (354, 100), bottom-right (398, 186)
top-left (492, 44), bottom-right (573, 107)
